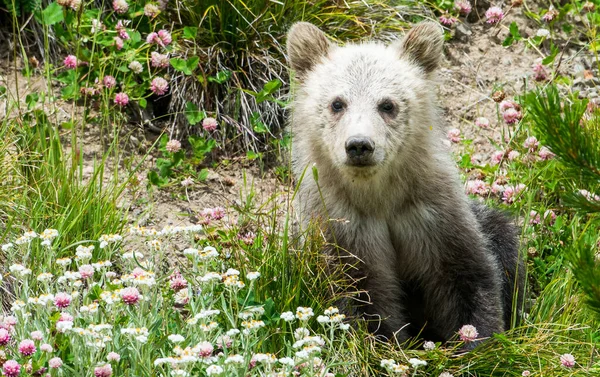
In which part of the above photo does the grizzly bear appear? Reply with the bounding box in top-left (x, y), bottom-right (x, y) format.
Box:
top-left (286, 21), bottom-right (524, 346)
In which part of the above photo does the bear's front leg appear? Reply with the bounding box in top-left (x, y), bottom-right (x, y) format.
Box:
top-left (360, 262), bottom-right (409, 341)
top-left (424, 250), bottom-right (505, 348)
top-left (331, 220), bottom-right (409, 342)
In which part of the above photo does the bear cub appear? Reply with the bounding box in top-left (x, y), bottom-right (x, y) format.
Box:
top-left (286, 21), bottom-right (524, 345)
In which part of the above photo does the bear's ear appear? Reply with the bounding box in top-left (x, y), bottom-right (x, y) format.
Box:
top-left (396, 21), bottom-right (444, 73)
top-left (287, 22), bottom-right (332, 78)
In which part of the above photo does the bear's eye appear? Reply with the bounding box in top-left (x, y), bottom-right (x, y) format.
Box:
top-left (378, 101), bottom-right (395, 114)
top-left (331, 99), bottom-right (346, 113)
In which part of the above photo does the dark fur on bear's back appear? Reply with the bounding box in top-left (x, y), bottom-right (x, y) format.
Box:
top-left (286, 21), bottom-right (525, 346)
top-left (471, 203), bottom-right (525, 330)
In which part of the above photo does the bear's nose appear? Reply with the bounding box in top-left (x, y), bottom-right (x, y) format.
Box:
top-left (345, 137), bottom-right (375, 164)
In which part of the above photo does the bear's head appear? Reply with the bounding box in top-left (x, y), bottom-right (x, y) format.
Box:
top-left (287, 22), bottom-right (444, 180)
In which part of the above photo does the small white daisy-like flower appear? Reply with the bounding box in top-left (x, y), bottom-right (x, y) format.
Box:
top-left (205, 365), bottom-right (223, 375)
top-left (168, 334), bottom-right (185, 343)
top-left (37, 272), bottom-right (53, 282)
top-left (278, 357), bottom-right (295, 367)
top-left (423, 340), bottom-right (436, 350)
top-left (56, 257), bottom-right (72, 267)
top-left (295, 306), bottom-right (314, 321)
top-left (408, 358), bottom-right (427, 368)
top-left (536, 29), bottom-right (550, 38)
top-left (294, 327), bottom-right (310, 340)
top-left (225, 354), bottom-right (245, 364)
top-left (317, 315), bottom-right (330, 324)
top-left (246, 271), bottom-right (260, 281)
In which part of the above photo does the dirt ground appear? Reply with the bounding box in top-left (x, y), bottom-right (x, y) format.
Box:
top-left (1, 4), bottom-right (597, 230)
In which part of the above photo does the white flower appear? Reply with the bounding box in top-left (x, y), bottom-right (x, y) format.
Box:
top-left (295, 306), bottom-right (314, 321)
top-left (278, 357), bottom-right (295, 367)
top-left (9, 264), bottom-right (25, 273)
top-left (195, 309), bottom-right (221, 319)
top-left (246, 271), bottom-right (260, 281)
top-left (37, 272), bottom-right (53, 282)
top-left (536, 28), bottom-right (550, 38)
top-left (423, 340), bottom-right (436, 350)
top-left (380, 359), bottom-right (396, 368)
top-left (56, 258), bottom-right (72, 267)
top-left (168, 334), bottom-right (185, 343)
top-left (225, 354), bottom-right (244, 364)
top-left (1, 242), bottom-right (14, 251)
top-left (223, 268), bottom-right (239, 276)
top-left (181, 177), bottom-right (194, 187)
top-left (294, 327), bottom-right (310, 340)
top-left (171, 370), bottom-right (188, 376)
top-left (408, 358), bottom-right (427, 368)
top-left (56, 321), bottom-right (73, 333)
top-left (205, 365), bottom-right (223, 376)
top-left (317, 315), bottom-right (330, 323)
top-left (129, 61), bottom-right (143, 74)
top-left (281, 311), bottom-right (295, 322)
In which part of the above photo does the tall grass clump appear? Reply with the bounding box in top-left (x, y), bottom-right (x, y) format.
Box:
top-left (524, 86), bottom-right (600, 318)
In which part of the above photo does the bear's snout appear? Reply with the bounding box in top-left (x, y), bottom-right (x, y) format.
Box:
top-left (345, 136), bottom-right (375, 166)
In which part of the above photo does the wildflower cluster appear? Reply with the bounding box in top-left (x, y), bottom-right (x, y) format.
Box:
top-left (0, 225), bottom-right (351, 376)
top-left (53, 0), bottom-right (176, 112)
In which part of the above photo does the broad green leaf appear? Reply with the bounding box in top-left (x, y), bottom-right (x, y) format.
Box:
top-left (187, 56), bottom-right (199, 72)
top-left (39, 2), bottom-right (64, 26)
top-left (170, 58), bottom-right (189, 74)
top-left (246, 150), bottom-right (260, 161)
top-left (185, 101), bottom-right (205, 125)
top-left (262, 79), bottom-right (281, 94)
top-left (148, 170), bottom-right (169, 186)
top-left (183, 27), bottom-right (198, 39)
top-left (208, 70), bottom-right (231, 84)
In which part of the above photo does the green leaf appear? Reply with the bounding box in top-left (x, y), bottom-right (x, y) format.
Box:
top-left (250, 112), bottom-right (268, 133)
top-left (148, 170), bottom-right (169, 187)
top-left (183, 26), bottom-right (198, 39)
top-left (197, 168), bottom-right (209, 181)
top-left (156, 158), bottom-right (174, 178)
top-left (0, 86), bottom-right (6, 95)
top-left (170, 58), bottom-right (190, 75)
top-left (208, 70), bottom-right (231, 84)
top-left (187, 56), bottom-right (199, 72)
top-left (246, 150), bottom-right (260, 161)
top-left (139, 98), bottom-right (147, 109)
top-left (39, 2), bottom-right (64, 26)
top-left (171, 57), bottom-right (198, 75)
top-left (61, 121), bottom-right (74, 129)
top-left (253, 79), bottom-right (282, 103)
top-left (262, 79), bottom-right (281, 94)
top-left (502, 22), bottom-right (521, 47)
top-left (130, 31), bottom-right (141, 45)
top-left (26, 93), bottom-right (39, 109)
top-left (542, 44), bottom-right (559, 65)
top-left (185, 101), bottom-right (205, 125)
